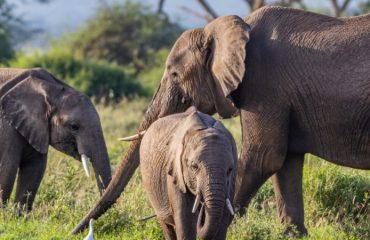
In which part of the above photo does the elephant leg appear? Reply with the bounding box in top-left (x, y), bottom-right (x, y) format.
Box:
top-left (233, 158), bottom-right (272, 215)
top-left (14, 153), bottom-right (47, 211)
top-left (272, 153), bottom-right (307, 235)
top-left (159, 220), bottom-right (176, 240)
top-left (0, 157), bottom-right (20, 207)
top-left (234, 107), bottom-right (289, 215)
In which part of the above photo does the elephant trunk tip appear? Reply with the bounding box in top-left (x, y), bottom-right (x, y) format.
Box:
top-left (196, 204), bottom-right (220, 240)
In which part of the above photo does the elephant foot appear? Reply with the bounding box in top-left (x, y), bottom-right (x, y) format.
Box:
top-left (283, 224), bottom-right (308, 238)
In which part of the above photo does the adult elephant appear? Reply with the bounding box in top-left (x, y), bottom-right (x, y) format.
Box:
top-left (0, 68), bottom-right (111, 211)
top-left (73, 6), bottom-right (370, 234)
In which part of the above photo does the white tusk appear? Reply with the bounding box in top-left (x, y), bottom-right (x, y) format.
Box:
top-left (84, 219), bottom-right (94, 240)
top-left (81, 154), bottom-right (91, 177)
top-left (192, 193), bottom-right (201, 213)
top-left (118, 131), bottom-right (146, 141)
top-left (226, 198), bottom-right (235, 215)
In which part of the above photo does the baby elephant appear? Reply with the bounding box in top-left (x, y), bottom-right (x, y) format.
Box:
top-left (140, 107), bottom-right (237, 240)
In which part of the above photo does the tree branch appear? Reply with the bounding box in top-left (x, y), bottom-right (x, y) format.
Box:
top-left (340, 0), bottom-right (351, 12)
top-left (243, 0), bottom-right (265, 12)
top-left (157, 0), bottom-right (165, 14)
top-left (180, 5), bottom-right (213, 22)
top-left (330, 0), bottom-right (352, 17)
top-left (196, 0), bottom-right (218, 19)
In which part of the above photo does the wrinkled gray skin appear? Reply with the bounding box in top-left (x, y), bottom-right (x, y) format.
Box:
top-left (73, 6), bottom-right (370, 235)
top-left (140, 107), bottom-right (237, 240)
top-left (0, 68), bottom-right (111, 211)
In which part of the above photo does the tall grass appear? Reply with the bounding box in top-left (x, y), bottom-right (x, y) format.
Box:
top-left (0, 99), bottom-right (369, 239)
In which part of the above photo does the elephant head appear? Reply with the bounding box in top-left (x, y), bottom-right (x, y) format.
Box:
top-left (168, 110), bottom-right (237, 239)
top-left (73, 15), bottom-right (250, 233)
top-left (0, 68), bottom-right (111, 193)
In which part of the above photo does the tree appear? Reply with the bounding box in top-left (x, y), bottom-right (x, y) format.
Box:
top-left (65, 1), bottom-right (183, 73)
top-left (161, 0), bottom-right (363, 22)
top-left (0, 0), bottom-right (52, 62)
top-left (0, 0), bottom-right (16, 61)
top-left (357, 0), bottom-right (370, 14)
top-left (330, 0), bottom-right (352, 16)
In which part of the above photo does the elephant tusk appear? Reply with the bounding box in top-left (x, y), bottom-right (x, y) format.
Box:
top-left (192, 193), bottom-right (201, 213)
top-left (84, 219), bottom-right (94, 240)
top-left (81, 154), bottom-right (91, 177)
top-left (226, 198), bottom-right (235, 215)
top-left (118, 130), bottom-right (146, 141)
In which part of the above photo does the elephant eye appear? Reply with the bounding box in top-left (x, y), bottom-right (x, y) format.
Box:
top-left (191, 163), bottom-right (199, 172)
top-left (171, 72), bottom-right (180, 84)
top-left (69, 123), bottom-right (80, 131)
top-left (227, 167), bottom-right (233, 176)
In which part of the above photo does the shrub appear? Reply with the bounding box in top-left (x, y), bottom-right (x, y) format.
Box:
top-left (0, 28), bottom-right (13, 62)
top-left (138, 48), bottom-right (169, 94)
top-left (6, 48), bottom-right (146, 103)
top-left (62, 1), bottom-right (182, 73)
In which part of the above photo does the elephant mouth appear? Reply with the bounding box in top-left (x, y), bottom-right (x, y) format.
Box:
top-left (52, 140), bottom-right (79, 159)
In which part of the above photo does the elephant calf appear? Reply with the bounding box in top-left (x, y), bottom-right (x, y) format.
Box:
top-left (0, 68), bottom-right (111, 211)
top-left (139, 107), bottom-right (237, 240)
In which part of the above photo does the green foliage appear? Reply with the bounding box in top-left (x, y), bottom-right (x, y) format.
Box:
top-left (138, 48), bottom-right (169, 94)
top-left (1, 100), bottom-right (370, 239)
top-left (0, 28), bottom-right (12, 62)
top-left (358, 0), bottom-right (370, 14)
top-left (0, 0), bottom-right (15, 62)
top-left (63, 0), bottom-right (182, 73)
top-left (6, 48), bottom-right (146, 103)
top-left (0, 0), bottom-right (52, 62)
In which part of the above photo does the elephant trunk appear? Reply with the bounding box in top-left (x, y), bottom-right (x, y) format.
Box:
top-left (90, 138), bottom-right (112, 194)
top-left (72, 80), bottom-right (189, 234)
top-left (197, 169), bottom-right (226, 239)
top-left (77, 130), bottom-right (112, 195)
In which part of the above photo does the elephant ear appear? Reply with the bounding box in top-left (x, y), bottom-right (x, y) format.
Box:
top-left (168, 109), bottom-right (207, 193)
top-left (204, 15), bottom-right (251, 118)
top-left (0, 77), bottom-right (51, 154)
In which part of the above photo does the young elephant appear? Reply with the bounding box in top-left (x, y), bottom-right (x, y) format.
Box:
top-left (0, 68), bottom-right (111, 211)
top-left (139, 107), bottom-right (237, 240)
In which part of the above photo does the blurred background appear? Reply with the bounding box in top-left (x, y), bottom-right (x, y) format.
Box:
top-left (1, 0), bottom-right (369, 105)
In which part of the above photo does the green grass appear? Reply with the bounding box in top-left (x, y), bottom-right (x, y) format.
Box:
top-left (1, 98), bottom-right (369, 239)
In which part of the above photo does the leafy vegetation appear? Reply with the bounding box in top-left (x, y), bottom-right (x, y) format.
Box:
top-left (0, 0), bottom-right (15, 62)
top-left (0, 99), bottom-right (369, 239)
top-left (62, 1), bottom-right (182, 73)
top-left (2, 1), bottom-right (179, 100)
top-left (138, 48), bottom-right (169, 94)
top-left (6, 48), bottom-right (146, 104)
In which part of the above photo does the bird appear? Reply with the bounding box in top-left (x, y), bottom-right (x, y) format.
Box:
top-left (84, 219), bottom-right (94, 240)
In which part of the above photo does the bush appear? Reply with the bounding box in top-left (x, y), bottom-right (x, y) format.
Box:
top-left (6, 48), bottom-right (146, 103)
top-left (62, 1), bottom-right (182, 73)
top-left (138, 48), bottom-right (169, 94)
top-left (0, 28), bottom-right (12, 62)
